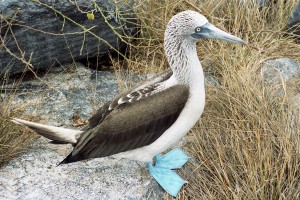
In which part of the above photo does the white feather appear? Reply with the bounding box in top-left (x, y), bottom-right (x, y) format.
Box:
top-left (11, 118), bottom-right (82, 144)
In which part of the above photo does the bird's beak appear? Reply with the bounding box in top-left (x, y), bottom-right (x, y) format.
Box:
top-left (192, 22), bottom-right (246, 45)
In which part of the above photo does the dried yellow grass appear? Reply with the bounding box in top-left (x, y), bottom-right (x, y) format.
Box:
top-left (0, 89), bottom-right (36, 165)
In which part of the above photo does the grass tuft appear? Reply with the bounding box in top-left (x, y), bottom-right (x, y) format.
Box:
top-left (182, 71), bottom-right (300, 199)
top-left (0, 91), bottom-right (36, 165)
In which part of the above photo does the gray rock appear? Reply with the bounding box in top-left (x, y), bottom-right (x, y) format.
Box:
top-left (0, 0), bottom-right (136, 77)
top-left (261, 58), bottom-right (300, 113)
top-left (6, 64), bottom-right (146, 126)
top-left (288, 0), bottom-right (300, 35)
top-left (0, 138), bottom-right (162, 200)
top-left (0, 63), bottom-right (164, 199)
top-left (261, 58), bottom-right (300, 84)
top-left (286, 78), bottom-right (300, 114)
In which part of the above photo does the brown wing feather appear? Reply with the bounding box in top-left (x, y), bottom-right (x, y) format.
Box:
top-left (61, 84), bottom-right (189, 164)
top-left (84, 69), bottom-right (173, 130)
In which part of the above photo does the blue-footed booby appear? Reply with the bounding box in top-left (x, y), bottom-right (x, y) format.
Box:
top-left (12, 10), bottom-right (245, 197)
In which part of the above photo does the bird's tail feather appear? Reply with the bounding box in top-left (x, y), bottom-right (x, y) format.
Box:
top-left (58, 152), bottom-right (85, 165)
top-left (11, 118), bottom-right (83, 144)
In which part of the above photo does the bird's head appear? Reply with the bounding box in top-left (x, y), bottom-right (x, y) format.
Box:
top-left (165, 10), bottom-right (246, 45)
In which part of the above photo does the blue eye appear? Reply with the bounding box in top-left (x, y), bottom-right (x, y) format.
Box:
top-left (195, 27), bottom-right (201, 32)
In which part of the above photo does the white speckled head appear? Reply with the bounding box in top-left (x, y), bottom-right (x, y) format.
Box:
top-left (165, 10), bottom-right (208, 39)
top-left (165, 10), bottom-right (246, 45)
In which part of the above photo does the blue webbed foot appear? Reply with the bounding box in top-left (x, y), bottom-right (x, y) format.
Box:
top-left (155, 148), bottom-right (189, 169)
top-left (147, 162), bottom-right (186, 197)
top-left (147, 148), bottom-right (189, 197)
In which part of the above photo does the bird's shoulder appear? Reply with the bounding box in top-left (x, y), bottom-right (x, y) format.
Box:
top-left (87, 69), bottom-right (173, 129)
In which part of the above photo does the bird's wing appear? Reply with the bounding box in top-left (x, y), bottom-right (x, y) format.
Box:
top-left (85, 69), bottom-right (173, 129)
top-left (61, 84), bottom-right (189, 164)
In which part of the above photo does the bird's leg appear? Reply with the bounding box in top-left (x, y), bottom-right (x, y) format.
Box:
top-left (147, 148), bottom-right (189, 197)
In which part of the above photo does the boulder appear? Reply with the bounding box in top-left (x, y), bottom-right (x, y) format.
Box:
top-left (288, 0), bottom-right (300, 35)
top-left (261, 58), bottom-right (300, 113)
top-left (261, 58), bottom-right (300, 84)
top-left (0, 0), bottom-right (136, 77)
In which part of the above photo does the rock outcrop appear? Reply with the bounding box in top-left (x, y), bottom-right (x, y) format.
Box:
top-left (0, 0), bottom-right (136, 76)
top-left (261, 57), bottom-right (300, 112)
top-left (261, 58), bottom-right (300, 84)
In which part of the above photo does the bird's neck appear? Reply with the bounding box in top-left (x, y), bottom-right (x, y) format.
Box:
top-left (164, 37), bottom-right (204, 90)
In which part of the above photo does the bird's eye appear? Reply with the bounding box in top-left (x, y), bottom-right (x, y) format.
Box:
top-left (195, 27), bottom-right (201, 32)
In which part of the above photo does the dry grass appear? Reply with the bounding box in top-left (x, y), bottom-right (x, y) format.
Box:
top-left (181, 73), bottom-right (300, 199)
top-left (0, 85), bottom-right (36, 165)
top-left (123, 0), bottom-right (300, 199)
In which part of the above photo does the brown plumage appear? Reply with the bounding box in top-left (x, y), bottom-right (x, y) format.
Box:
top-left (61, 84), bottom-right (189, 164)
